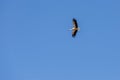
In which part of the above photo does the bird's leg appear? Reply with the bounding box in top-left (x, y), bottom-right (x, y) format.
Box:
top-left (68, 28), bottom-right (73, 30)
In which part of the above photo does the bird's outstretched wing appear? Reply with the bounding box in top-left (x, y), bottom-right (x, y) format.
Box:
top-left (72, 29), bottom-right (77, 37)
top-left (73, 18), bottom-right (78, 28)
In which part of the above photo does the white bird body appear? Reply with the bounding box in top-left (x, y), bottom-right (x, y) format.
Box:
top-left (69, 27), bottom-right (80, 31)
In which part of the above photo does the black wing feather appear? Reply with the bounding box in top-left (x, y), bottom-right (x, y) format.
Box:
top-left (73, 18), bottom-right (78, 28)
top-left (72, 30), bottom-right (77, 37)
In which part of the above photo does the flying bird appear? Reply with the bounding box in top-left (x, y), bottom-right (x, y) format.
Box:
top-left (69, 18), bottom-right (80, 37)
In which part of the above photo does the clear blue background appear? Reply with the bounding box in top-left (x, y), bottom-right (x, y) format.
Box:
top-left (1, 0), bottom-right (120, 80)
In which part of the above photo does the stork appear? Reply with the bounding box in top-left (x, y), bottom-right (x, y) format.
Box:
top-left (69, 18), bottom-right (80, 37)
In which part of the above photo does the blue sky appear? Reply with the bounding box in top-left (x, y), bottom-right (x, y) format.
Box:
top-left (1, 0), bottom-right (120, 80)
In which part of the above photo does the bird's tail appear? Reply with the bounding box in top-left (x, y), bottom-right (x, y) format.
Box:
top-left (78, 27), bottom-right (80, 31)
